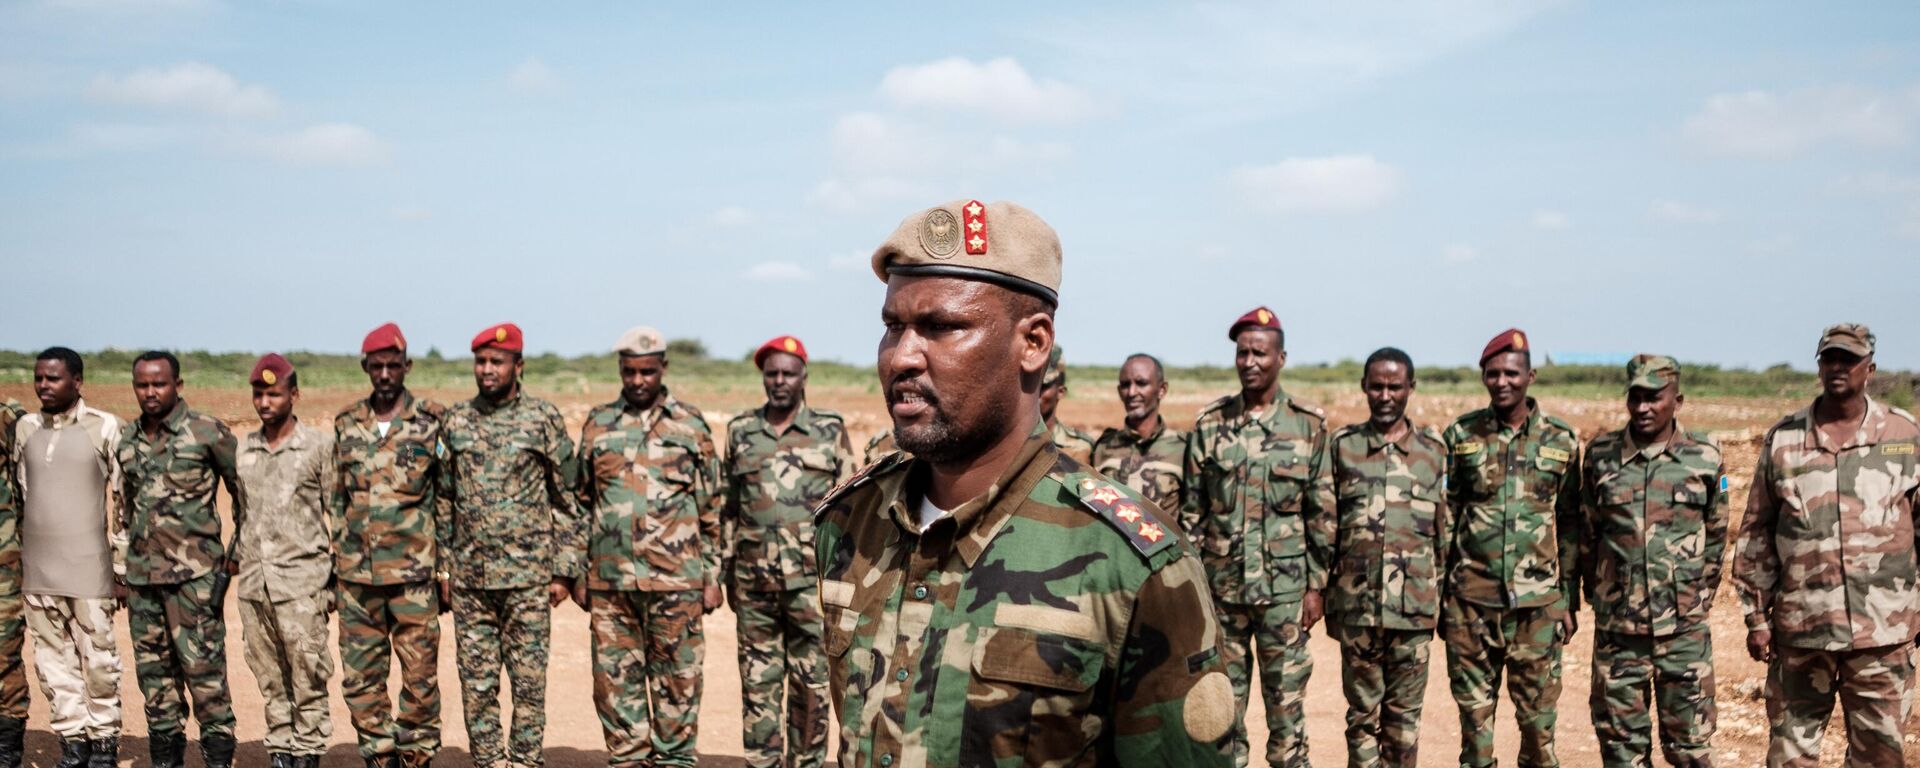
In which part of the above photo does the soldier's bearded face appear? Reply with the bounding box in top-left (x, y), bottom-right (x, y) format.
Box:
top-left (620, 354), bottom-right (667, 409)
top-left (473, 348), bottom-right (522, 400)
top-left (879, 277), bottom-right (1036, 464)
top-left (33, 359), bottom-right (81, 415)
top-left (1234, 329), bottom-right (1284, 396)
top-left (1480, 352), bottom-right (1534, 411)
top-left (1117, 358), bottom-right (1164, 423)
top-left (252, 379), bottom-right (297, 427)
top-left (1817, 350), bottom-right (1874, 400)
top-left (362, 349), bottom-right (410, 400)
top-left (131, 359), bottom-right (179, 418)
top-left (1626, 383), bottom-right (1681, 440)
top-left (1362, 360), bottom-right (1413, 429)
top-left (761, 352), bottom-right (806, 410)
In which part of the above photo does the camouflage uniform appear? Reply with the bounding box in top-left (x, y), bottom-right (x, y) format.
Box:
top-left (1091, 416), bottom-right (1187, 513)
top-left (862, 432), bottom-right (897, 466)
top-left (1733, 396), bottom-right (1920, 768)
top-left (116, 398), bottom-right (245, 742)
top-left (722, 404), bottom-right (853, 768)
top-left (331, 391), bottom-right (448, 764)
top-left (1182, 390), bottom-right (1334, 768)
top-left (1580, 422), bottom-right (1727, 768)
top-left (815, 425), bottom-right (1234, 768)
top-left (442, 392), bottom-right (585, 768)
top-left (1440, 400), bottom-right (1582, 768)
top-left (1326, 418), bottom-right (1449, 768)
top-left (578, 395), bottom-right (719, 768)
top-left (0, 401), bottom-right (26, 759)
top-left (1049, 420), bottom-right (1097, 465)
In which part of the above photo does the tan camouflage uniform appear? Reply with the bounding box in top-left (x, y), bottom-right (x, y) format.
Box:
top-left (1092, 416), bottom-right (1187, 515)
top-left (0, 401), bottom-right (33, 758)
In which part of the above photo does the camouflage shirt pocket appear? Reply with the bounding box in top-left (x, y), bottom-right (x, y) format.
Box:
top-left (968, 617), bottom-right (1107, 760)
top-left (1267, 459), bottom-right (1311, 513)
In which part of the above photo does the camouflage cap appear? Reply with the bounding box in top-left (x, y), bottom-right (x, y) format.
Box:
top-left (871, 199), bottom-right (1061, 305)
top-left (1626, 354), bottom-right (1680, 391)
top-left (1817, 323), bottom-right (1875, 358)
top-left (614, 326), bottom-right (667, 357)
top-left (1043, 345), bottom-right (1066, 387)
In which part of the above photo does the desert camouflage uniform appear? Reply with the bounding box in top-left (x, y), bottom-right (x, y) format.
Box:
top-left (235, 421), bottom-right (336, 757)
top-left (117, 398), bottom-right (245, 742)
top-left (815, 424), bottom-right (1234, 768)
top-left (1182, 389), bottom-right (1334, 768)
top-left (1580, 425), bottom-right (1727, 768)
top-left (442, 391), bottom-right (586, 768)
top-left (1733, 396), bottom-right (1920, 768)
top-left (332, 391), bottom-right (449, 764)
top-left (1050, 420), bottom-right (1097, 465)
top-left (723, 404), bottom-right (852, 768)
top-left (1326, 418), bottom-right (1449, 768)
top-left (578, 395), bottom-right (719, 768)
top-left (0, 401), bottom-right (27, 743)
top-left (1092, 416), bottom-right (1187, 513)
top-left (1440, 400), bottom-right (1581, 768)
top-left (862, 432), bottom-right (897, 466)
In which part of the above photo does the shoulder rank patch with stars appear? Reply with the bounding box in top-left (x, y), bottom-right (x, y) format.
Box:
top-left (1071, 476), bottom-right (1175, 559)
top-left (813, 452), bottom-right (907, 517)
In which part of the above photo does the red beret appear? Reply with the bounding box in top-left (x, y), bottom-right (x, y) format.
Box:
top-left (1480, 327), bottom-right (1530, 367)
top-left (361, 322), bottom-right (407, 355)
top-left (1228, 306), bottom-right (1281, 341)
top-left (754, 335), bottom-right (808, 369)
top-left (472, 322), bottom-right (524, 353)
top-left (250, 353), bottom-right (294, 388)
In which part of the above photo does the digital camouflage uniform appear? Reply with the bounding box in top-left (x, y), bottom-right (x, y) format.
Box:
top-left (442, 391), bottom-right (586, 768)
top-left (1733, 396), bottom-right (1920, 768)
top-left (0, 400), bottom-right (27, 757)
top-left (1092, 416), bottom-right (1187, 514)
top-left (1182, 389), bottom-right (1334, 768)
top-left (116, 398), bottom-right (245, 743)
top-left (332, 391), bottom-right (448, 764)
top-left (1440, 400), bottom-right (1582, 768)
top-left (1050, 420), bottom-right (1097, 466)
top-left (723, 404), bottom-right (853, 768)
top-left (1579, 417), bottom-right (1727, 768)
top-left (815, 425), bottom-right (1234, 768)
top-left (1326, 418), bottom-right (1449, 768)
top-left (577, 395), bottom-right (719, 768)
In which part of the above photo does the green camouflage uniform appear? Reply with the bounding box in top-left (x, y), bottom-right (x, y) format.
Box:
top-left (1733, 396), bottom-right (1920, 768)
top-left (332, 391), bottom-right (449, 764)
top-left (1050, 420), bottom-right (1097, 466)
top-left (862, 432), bottom-right (897, 466)
top-left (1440, 399), bottom-right (1581, 768)
top-left (442, 391), bottom-right (585, 768)
top-left (723, 404), bottom-right (853, 768)
top-left (116, 398), bottom-right (245, 740)
top-left (1182, 389), bottom-right (1334, 768)
top-left (1091, 417), bottom-right (1187, 514)
top-left (1579, 421), bottom-right (1727, 768)
top-left (0, 401), bottom-right (25, 730)
top-left (1327, 418), bottom-right (1449, 768)
top-left (578, 396), bottom-right (719, 768)
top-left (815, 424), bottom-right (1234, 768)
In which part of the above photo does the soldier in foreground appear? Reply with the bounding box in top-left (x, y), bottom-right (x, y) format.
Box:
top-left (723, 335), bottom-right (849, 768)
top-left (0, 397), bottom-right (20, 768)
top-left (118, 351), bottom-right (244, 768)
top-left (1441, 329), bottom-right (1582, 768)
top-left (15, 348), bottom-right (123, 768)
top-left (1579, 355), bottom-right (1726, 768)
top-left (574, 327), bottom-right (721, 768)
top-left (1183, 305), bottom-right (1333, 768)
top-left (1092, 352), bottom-right (1187, 513)
top-left (1734, 324), bottom-right (1920, 767)
top-left (442, 324), bottom-right (586, 768)
top-left (1041, 346), bottom-right (1096, 463)
top-left (816, 199), bottom-right (1233, 767)
top-left (332, 323), bottom-right (448, 768)
top-left (1326, 348), bottom-right (1449, 768)
top-left (234, 354), bottom-right (335, 768)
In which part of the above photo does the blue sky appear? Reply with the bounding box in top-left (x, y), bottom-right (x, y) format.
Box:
top-left (2, 1), bottom-right (1917, 369)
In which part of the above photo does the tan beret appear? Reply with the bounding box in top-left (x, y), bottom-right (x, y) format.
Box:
top-left (870, 199), bottom-right (1062, 304)
top-left (613, 326), bottom-right (667, 357)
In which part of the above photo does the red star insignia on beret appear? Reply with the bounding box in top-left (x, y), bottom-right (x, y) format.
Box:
top-left (1088, 486), bottom-right (1123, 505)
top-left (963, 199), bottom-right (988, 255)
top-left (1114, 503), bottom-right (1141, 523)
top-left (1138, 522), bottom-right (1165, 543)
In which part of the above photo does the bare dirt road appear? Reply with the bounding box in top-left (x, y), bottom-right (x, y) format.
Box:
top-left (4, 381), bottom-right (1909, 767)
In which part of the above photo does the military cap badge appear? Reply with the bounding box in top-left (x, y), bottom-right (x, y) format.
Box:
top-left (920, 208), bottom-right (960, 259)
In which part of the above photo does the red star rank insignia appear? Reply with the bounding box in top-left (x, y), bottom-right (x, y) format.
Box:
top-left (1087, 486), bottom-right (1123, 505)
top-left (963, 199), bottom-right (988, 255)
top-left (1138, 522), bottom-right (1165, 543)
top-left (1071, 476), bottom-right (1175, 560)
top-left (1114, 502), bottom-right (1142, 523)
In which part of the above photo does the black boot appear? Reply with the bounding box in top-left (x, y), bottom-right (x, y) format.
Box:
top-left (0, 716), bottom-right (22, 768)
top-left (148, 732), bottom-right (186, 768)
top-left (268, 752), bottom-right (296, 768)
top-left (85, 737), bottom-right (117, 768)
top-left (201, 733), bottom-right (236, 768)
top-left (53, 738), bottom-right (90, 768)
top-left (295, 755), bottom-right (323, 768)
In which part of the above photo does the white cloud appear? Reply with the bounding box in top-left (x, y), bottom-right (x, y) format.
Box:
top-left (710, 206), bottom-right (753, 227)
top-left (253, 123), bottom-right (388, 167)
top-left (1649, 199), bottom-right (1722, 224)
top-left (1230, 155), bottom-right (1402, 214)
top-left (1530, 210), bottom-right (1570, 230)
top-left (88, 62), bottom-right (276, 118)
top-left (1682, 85), bottom-right (1915, 156)
top-left (1442, 244), bottom-right (1480, 265)
top-left (507, 57), bottom-right (559, 94)
top-left (879, 57), bottom-right (1093, 123)
top-left (744, 261), bottom-right (815, 283)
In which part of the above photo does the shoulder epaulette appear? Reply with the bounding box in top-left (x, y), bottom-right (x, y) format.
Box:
top-left (1068, 475), bottom-right (1176, 560)
top-left (726, 411), bottom-right (756, 427)
top-left (1197, 395), bottom-right (1234, 418)
top-left (1287, 399), bottom-right (1326, 421)
top-left (415, 399), bottom-right (447, 419)
top-left (814, 452), bottom-right (908, 517)
top-left (812, 408), bottom-right (845, 422)
top-left (1889, 405), bottom-right (1920, 429)
top-left (1331, 423), bottom-right (1365, 441)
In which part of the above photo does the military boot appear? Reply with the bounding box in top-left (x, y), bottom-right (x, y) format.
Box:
top-left (200, 733), bottom-right (236, 768)
top-left (268, 752), bottom-right (296, 768)
top-left (295, 756), bottom-right (323, 768)
top-left (397, 750), bottom-right (433, 768)
top-left (0, 716), bottom-right (22, 768)
top-left (54, 738), bottom-right (91, 768)
top-left (366, 754), bottom-right (402, 768)
top-left (147, 732), bottom-right (186, 768)
top-left (85, 737), bottom-right (117, 768)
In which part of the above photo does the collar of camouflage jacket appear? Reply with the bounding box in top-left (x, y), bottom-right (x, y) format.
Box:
top-left (1228, 387), bottom-right (1295, 431)
top-left (1801, 395), bottom-right (1898, 453)
top-left (1621, 420), bottom-right (1695, 462)
top-left (472, 389), bottom-right (523, 415)
top-left (39, 397), bottom-right (92, 430)
top-left (244, 419), bottom-right (318, 455)
top-left (349, 389), bottom-right (420, 427)
top-left (1474, 396), bottom-right (1547, 438)
top-left (144, 398), bottom-right (191, 437)
top-left (884, 421), bottom-right (1056, 568)
top-left (1359, 417), bottom-right (1422, 453)
top-left (1115, 414), bottom-right (1168, 446)
top-left (752, 402), bottom-right (818, 436)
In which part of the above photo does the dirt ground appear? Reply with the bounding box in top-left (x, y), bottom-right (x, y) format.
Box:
top-left (2, 378), bottom-right (1911, 767)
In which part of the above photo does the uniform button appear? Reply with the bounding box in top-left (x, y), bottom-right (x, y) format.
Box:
top-left (912, 585), bottom-right (928, 600)
top-left (880, 756), bottom-right (894, 767)
top-left (895, 669), bottom-right (909, 682)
